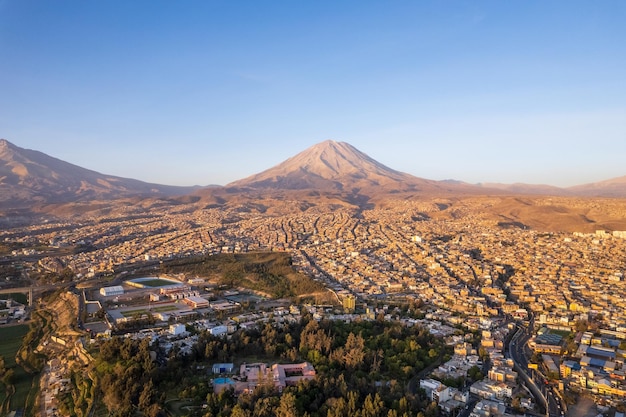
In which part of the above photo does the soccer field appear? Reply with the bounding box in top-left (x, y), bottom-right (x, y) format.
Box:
top-left (139, 278), bottom-right (179, 287)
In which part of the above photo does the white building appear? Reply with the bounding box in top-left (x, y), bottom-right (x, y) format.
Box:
top-left (100, 286), bottom-right (124, 297)
top-left (470, 380), bottom-right (513, 400)
top-left (169, 323), bottom-right (186, 336)
top-left (420, 379), bottom-right (452, 403)
top-left (209, 325), bottom-right (228, 337)
top-left (212, 363), bottom-right (235, 374)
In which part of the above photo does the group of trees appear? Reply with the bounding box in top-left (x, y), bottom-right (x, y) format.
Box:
top-left (90, 313), bottom-right (450, 416)
top-left (0, 356), bottom-right (15, 388)
top-left (17, 311), bottom-right (48, 373)
top-left (158, 252), bottom-right (328, 299)
top-left (56, 370), bottom-right (96, 417)
top-left (91, 337), bottom-right (163, 417)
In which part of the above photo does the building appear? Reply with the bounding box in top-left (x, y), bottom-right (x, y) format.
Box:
top-left (488, 367), bottom-right (518, 383)
top-left (454, 342), bottom-right (473, 356)
top-left (271, 362), bottom-right (316, 390)
top-left (342, 295), bottom-right (356, 312)
top-left (470, 400), bottom-right (506, 417)
top-left (212, 363), bottom-right (235, 374)
top-left (100, 286), bottom-right (124, 297)
top-left (238, 362), bottom-right (316, 392)
top-left (183, 296), bottom-right (210, 309)
top-left (420, 379), bottom-right (452, 403)
top-left (209, 325), bottom-right (228, 337)
top-left (470, 380), bottom-right (513, 400)
top-left (169, 323), bottom-right (186, 336)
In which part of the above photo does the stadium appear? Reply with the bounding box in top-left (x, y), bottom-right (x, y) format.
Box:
top-left (125, 277), bottom-right (185, 291)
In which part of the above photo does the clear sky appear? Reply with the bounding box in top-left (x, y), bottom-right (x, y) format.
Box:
top-left (1, 1), bottom-right (625, 187)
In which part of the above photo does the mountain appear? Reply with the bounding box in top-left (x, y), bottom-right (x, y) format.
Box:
top-left (220, 140), bottom-right (488, 209)
top-left (3, 136), bottom-right (625, 217)
top-left (228, 140), bottom-right (410, 189)
top-left (476, 182), bottom-right (570, 196)
top-left (0, 139), bottom-right (196, 208)
top-left (567, 175), bottom-right (626, 198)
top-left (477, 178), bottom-right (626, 198)
top-left (227, 140), bottom-right (468, 194)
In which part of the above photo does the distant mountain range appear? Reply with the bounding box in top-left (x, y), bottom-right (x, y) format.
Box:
top-left (226, 139), bottom-right (626, 199)
top-left (1, 138), bottom-right (625, 211)
top-left (0, 139), bottom-right (196, 208)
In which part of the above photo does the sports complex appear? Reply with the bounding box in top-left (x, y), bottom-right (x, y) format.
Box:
top-left (124, 277), bottom-right (185, 290)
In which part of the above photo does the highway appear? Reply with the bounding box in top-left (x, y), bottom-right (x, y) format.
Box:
top-left (506, 317), bottom-right (566, 417)
top-left (537, 370), bottom-right (566, 417)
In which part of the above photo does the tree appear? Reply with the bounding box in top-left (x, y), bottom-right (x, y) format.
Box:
top-left (362, 393), bottom-right (385, 417)
top-left (252, 397), bottom-right (279, 417)
top-left (467, 365), bottom-right (483, 381)
top-left (326, 397), bottom-right (348, 417)
top-left (96, 307), bottom-right (107, 319)
top-left (574, 319), bottom-right (588, 332)
top-left (262, 323), bottom-right (279, 355)
top-left (424, 401), bottom-right (439, 417)
top-left (344, 333), bottom-right (365, 370)
top-left (300, 320), bottom-right (332, 355)
top-left (477, 347), bottom-right (489, 361)
top-left (276, 392), bottom-right (298, 417)
top-left (231, 404), bottom-right (251, 417)
top-left (511, 396), bottom-right (522, 412)
top-left (2, 368), bottom-right (14, 386)
top-left (60, 267), bottom-right (75, 282)
top-left (144, 403), bottom-right (163, 417)
top-left (139, 379), bottom-right (157, 411)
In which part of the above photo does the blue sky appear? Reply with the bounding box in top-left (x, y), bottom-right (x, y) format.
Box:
top-left (1, 1), bottom-right (624, 187)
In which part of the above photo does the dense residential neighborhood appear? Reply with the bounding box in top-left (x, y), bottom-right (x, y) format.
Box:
top-left (1, 199), bottom-right (625, 416)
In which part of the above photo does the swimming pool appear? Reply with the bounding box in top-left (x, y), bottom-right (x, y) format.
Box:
top-left (213, 377), bottom-right (235, 385)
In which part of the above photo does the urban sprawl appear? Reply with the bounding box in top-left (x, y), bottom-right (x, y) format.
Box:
top-left (2, 201), bottom-right (626, 417)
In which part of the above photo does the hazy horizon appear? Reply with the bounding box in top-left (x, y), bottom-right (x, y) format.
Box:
top-left (1, 1), bottom-right (625, 187)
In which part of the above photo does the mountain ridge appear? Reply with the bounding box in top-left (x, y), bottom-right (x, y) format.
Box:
top-left (2, 138), bottom-right (626, 233)
top-left (1, 138), bottom-right (626, 212)
top-left (228, 140), bottom-right (455, 193)
top-left (0, 139), bottom-right (197, 207)
top-left (567, 174), bottom-right (626, 197)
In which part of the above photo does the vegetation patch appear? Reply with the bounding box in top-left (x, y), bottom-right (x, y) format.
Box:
top-left (120, 309), bottom-right (150, 318)
top-left (89, 315), bottom-right (449, 416)
top-left (0, 293), bottom-right (28, 305)
top-left (152, 305), bottom-right (180, 313)
top-left (165, 399), bottom-right (199, 416)
top-left (120, 305), bottom-right (180, 318)
top-left (8, 366), bottom-right (36, 412)
top-left (549, 329), bottom-right (572, 338)
top-left (0, 325), bottom-right (29, 364)
top-left (0, 324), bottom-right (36, 415)
top-left (158, 252), bottom-right (329, 300)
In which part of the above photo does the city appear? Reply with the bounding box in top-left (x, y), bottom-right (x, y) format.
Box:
top-left (1, 195), bottom-right (625, 416)
top-left (2, 1), bottom-right (626, 415)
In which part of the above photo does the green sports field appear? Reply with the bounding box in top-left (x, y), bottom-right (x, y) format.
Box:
top-left (120, 305), bottom-right (179, 317)
top-left (0, 324), bottom-right (37, 414)
top-left (0, 325), bottom-right (28, 368)
top-left (140, 278), bottom-right (178, 287)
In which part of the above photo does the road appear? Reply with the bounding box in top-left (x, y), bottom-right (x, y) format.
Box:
top-left (534, 368), bottom-right (567, 417)
top-left (508, 321), bottom-right (547, 415)
top-left (506, 318), bottom-right (565, 417)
